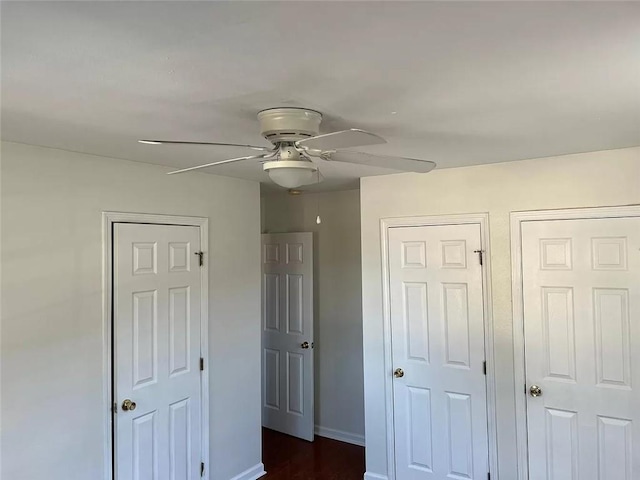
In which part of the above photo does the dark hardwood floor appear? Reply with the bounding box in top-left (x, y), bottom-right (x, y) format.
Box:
top-left (262, 428), bottom-right (365, 480)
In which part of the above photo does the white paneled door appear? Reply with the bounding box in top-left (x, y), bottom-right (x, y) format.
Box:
top-left (522, 217), bottom-right (640, 480)
top-left (389, 224), bottom-right (489, 480)
top-left (115, 223), bottom-right (202, 480)
top-left (262, 232), bottom-right (314, 441)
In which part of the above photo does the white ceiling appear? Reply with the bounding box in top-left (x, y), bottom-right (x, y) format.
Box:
top-left (2, 1), bottom-right (639, 191)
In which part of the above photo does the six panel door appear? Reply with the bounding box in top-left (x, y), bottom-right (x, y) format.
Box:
top-left (261, 232), bottom-right (314, 441)
top-left (522, 217), bottom-right (640, 480)
top-left (115, 223), bottom-right (202, 480)
top-left (389, 224), bottom-right (489, 480)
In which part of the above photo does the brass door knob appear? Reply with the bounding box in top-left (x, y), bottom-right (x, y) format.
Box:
top-left (529, 385), bottom-right (542, 397)
top-left (122, 399), bottom-right (137, 411)
top-left (301, 341), bottom-right (310, 349)
top-left (394, 368), bottom-right (405, 378)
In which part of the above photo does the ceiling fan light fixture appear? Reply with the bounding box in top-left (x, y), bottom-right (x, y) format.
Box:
top-left (149, 106), bottom-right (437, 182)
top-left (263, 160), bottom-right (318, 189)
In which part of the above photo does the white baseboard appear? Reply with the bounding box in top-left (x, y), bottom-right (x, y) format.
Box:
top-left (364, 472), bottom-right (388, 480)
top-left (314, 425), bottom-right (365, 447)
top-left (229, 462), bottom-right (266, 480)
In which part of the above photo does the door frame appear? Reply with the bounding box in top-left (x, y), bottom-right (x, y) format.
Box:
top-left (380, 213), bottom-right (497, 480)
top-left (101, 211), bottom-right (210, 480)
top-left (510, 204), bottom-right (640, 480)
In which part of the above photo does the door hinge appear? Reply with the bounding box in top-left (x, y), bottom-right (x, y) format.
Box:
top-left (474, 249), bottom-right (484, 266)
top-left (201, 462), bottom-right (205, 477)
top-left (483, 361), bottom-right (487, 375)
top-left (200, 357), bottom-right (204, 371)
top-left (195, 251), bottom-right (204, 267)
top-left (488, 472), bottom-right (491, 480)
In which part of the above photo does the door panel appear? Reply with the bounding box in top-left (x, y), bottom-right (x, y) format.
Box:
top-left (264, 274), bottom-right (280, 331)
top-left (447, 391), bottom-right (474, 478)
top-left (286, 274), bottom-right (304, 334)
top-left (287, 352), bottom-right (305, 415)
top-left (168, 287), bottom-right (190, 376)
top-left (132, 290), bottom-right (157, 387)
top-left (405, 282), bottom-right (430, 363)
top-left (442, 283), bottom-right (471, 367)
top-left (133, 411), bottom-right (157, 480)
top-left (522, 217), bottom-right (640, 480)
top-left (169, 398), bottom-right (190, 480)
top-left (389, 224), bottom-right (488, 480)
top-left (407, 386), bottom-right (433, 472)
top-left (115, 223), bottom-right (202, 480)
top-left (262, 232), bottom-right (314, 441)
top-left (594, 288), bottom-right (630, 388)
top-left (264, 349), bottom-right (280, 410)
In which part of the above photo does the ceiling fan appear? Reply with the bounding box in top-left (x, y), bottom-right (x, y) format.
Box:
top-left (139, 107), bottom-right (436, 189)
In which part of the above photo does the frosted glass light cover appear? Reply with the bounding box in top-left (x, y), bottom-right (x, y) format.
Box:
top-left (268, 167), bottom-right (315, 188)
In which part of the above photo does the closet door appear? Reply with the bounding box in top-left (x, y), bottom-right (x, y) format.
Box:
top-left (522, 217), bottom-right (640, 480)
top-left (389, 224), bottom-right (488, 480)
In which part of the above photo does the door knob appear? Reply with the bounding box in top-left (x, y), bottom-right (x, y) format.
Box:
top-left (122, 399), bottom-right (137, 411)
top-left (529, 385), bottom-right (542, 397)
top-left (394, 368), bottom-right (405, 378)
top-left (301, 341), bottom-right (310, 349)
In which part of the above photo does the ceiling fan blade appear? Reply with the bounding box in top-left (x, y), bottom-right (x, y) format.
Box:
top-left (325, 150), bottom-right (436, 173)
top-left (139, 140), bottom-right (271, 152)
top-left (295, 129), bottom-right (385, 151)
top-left (167, 154), bottom-right (267, 175)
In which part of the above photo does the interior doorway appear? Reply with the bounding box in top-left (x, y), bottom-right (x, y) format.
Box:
top-left (261, 232), bottom-right (315, 441)
top-left (103, 212), bottom-right (209, 480)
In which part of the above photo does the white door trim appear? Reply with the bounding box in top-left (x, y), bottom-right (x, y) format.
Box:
top-left (102, 211), bottom-right (210, 480)
top-left (510, 204), bottom-right (640, 480)
top-left (380, 213), bottom-right (497, 480)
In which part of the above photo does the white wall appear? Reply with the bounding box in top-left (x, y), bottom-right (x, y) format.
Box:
top-left (0, 142), bottom-right (263, 480)
top-left (360, 147), bottom-right (640, 479)
top-left (261, 189), bottom-right (365, 444)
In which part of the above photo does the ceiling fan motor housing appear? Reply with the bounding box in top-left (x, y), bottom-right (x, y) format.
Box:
top-left (257, 107), bottom-right (322, 144)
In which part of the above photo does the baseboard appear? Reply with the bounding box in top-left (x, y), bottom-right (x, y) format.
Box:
top-left (229, 462), bottom-right (266, 480)
top-left (314, 425), bottom-right (365, 447)
top-left (364, 472), bottom-right (389, 480)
